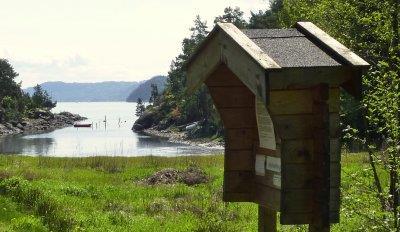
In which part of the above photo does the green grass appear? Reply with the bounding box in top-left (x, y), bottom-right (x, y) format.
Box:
top-left (0, 153), bottom-right (387, 231)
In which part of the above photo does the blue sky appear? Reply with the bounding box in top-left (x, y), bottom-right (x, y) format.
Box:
top-left (0, 0), bottom-right (268, 88)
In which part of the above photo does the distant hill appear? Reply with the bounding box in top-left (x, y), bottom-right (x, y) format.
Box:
top-left (126, 76), bottom-right (167, 102)
top-left (24, 81), bottom-right (140, 102)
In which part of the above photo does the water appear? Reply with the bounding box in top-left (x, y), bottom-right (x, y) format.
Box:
top-left (0, 102), bottom-right (222, 157)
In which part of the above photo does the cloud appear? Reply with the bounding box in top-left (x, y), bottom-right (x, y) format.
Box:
top-left (1, 0), bottom-right (269, 88)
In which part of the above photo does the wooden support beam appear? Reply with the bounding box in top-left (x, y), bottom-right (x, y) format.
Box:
top-left (309, 83), bottom-right (331, 232)
top-left (258, 206), bottom-right (277, 232)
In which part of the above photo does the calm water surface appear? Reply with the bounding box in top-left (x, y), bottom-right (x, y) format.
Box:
top-left (0, 102), bottom-right (222, 157)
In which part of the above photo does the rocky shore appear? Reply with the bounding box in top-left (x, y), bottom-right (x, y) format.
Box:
top-left (142, 128), bottom-right (224, 150)
top-left (0, 110), bottom-right (86, 136)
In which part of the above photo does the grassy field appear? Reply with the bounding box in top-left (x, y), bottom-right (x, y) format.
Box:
top-left (0, 153), bottom-right (387, 232)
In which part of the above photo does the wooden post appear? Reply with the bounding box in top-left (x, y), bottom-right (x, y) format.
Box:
top-left (258, 205), bottom-right (277, 232)
top-left (309, 83), bottom-right (331, 232)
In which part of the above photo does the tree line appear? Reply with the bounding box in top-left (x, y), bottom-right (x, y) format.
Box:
top-left (0, 59), bottom-right (56, 123)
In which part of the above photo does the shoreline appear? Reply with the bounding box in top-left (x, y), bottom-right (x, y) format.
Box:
top-left (0, 111), bottom-right (86, 137)
top-left (142, 128), bottom-right (225, 151)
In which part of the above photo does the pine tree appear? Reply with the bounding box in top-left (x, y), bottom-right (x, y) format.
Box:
top-left (135, 98), bottom-right (145, 117)
top-left (149, 84), bottom-right (159, 104)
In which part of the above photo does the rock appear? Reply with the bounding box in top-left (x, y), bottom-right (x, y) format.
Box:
top-left (132, 123), bottom-right (144, 131)
top-left (33, 109), bottom-right (54, 120)
top-left (5, 123), bottom-right (13, 129)
top-left (185, 121), bottom-right (199, 131)
top-left (133, 111), bottom-right (158, 132)
top-left (16, 123), bottom-right (24, 130)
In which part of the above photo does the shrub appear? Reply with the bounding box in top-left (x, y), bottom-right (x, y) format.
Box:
top-left (0, 177), bottom-right (75, 231)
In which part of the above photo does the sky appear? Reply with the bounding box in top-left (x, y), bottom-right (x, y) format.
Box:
top-left (0, 0), bottom-right (268, 88)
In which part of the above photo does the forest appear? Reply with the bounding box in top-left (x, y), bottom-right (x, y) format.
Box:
top-left (0, 59), bottom-right (56, 124)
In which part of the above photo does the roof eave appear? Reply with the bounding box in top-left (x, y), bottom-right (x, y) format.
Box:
top-left (295, 22), bottom-right (370, 70)
top-left (185, 23), bottom-right (281, 72)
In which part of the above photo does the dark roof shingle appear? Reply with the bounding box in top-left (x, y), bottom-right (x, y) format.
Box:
top-left (242, 28), bottom-right (342, 68)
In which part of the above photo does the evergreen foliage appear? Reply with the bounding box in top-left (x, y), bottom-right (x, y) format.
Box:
top-left (149, 84), bottom-right (159, 105)
top-left (31, 85), bottom-right (57, 109)
top-left (135, 98), bottom-right (145, 117)
top-left (0, 59), bottom-right (57, 122)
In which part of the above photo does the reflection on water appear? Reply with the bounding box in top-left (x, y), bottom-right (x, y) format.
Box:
top-left (0, 135), bottom-right (54, 155)
top-left (0, 102), bottom-right (222, 157)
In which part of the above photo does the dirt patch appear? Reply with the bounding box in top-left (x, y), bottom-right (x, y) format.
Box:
top-left (141, 165), bottom-right (209, 186)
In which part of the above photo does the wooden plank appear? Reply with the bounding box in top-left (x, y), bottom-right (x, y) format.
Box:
top-left (310, 83), bottom-right (330, 231)
top-left (225, 150), bottom-right (254, 171)
top-left (254, 184), bottom-right (281, 211)
top-left (226, 128), bottom-right (256, 150)
top-left (329, 113), bottom-right (340, 138)
top-left (255, 171), bottom-right (282, 190)
top-left (257, 145), bottom-right (281, 157)
top-left (208, 86), bottom-right (254, 108)
top-left (282, 163), bottom-right (340, 189)
top-left (281, 139), bottom-right (340, 164)
top-left (280, 211), bottom-right (339, 225)
top-left (217, 23), bottom-right (280, 70)
top-left (205, 64), bottom-right (245, 87)
top-left (224, 171), bottom-right (253, 193)
top-left (272, 113), bottom-right (339, 139)
top-left (328, 88), bottom-right (340, 113)
top-left (268, 67), bottom-right (354, 90)
top-left (282, 188), bottom-right (340, 213)
top-left (295, 22), bottom-right (370, 67)
top-left (330, 138), bottom-right (341, 162)
top-left (219, 108), bottom-right (256, 129)
top-left (187, 30), bottom-right (272, 102)
top-left (258, 206), bottom-right (277, 232)
top-left (269, 88), bottom-right (339, 115)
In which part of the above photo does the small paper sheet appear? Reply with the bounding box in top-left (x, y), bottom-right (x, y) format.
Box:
top-left (255, 98), bottom-right (276, 150)
top-left (266, 156), bottom-right (281, 173)
top-left (255, 155), bottom-right (266, 176)
top-left (272, 174), bottom-right (281, 188)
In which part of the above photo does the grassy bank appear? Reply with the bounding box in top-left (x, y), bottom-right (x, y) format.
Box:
top-left (0, 153), bottom-right (386, 231)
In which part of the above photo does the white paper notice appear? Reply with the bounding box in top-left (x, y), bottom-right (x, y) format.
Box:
top-left (266, 156), bottom-right (281, 173)
top-left (255, 155), bottom-right (266, 176)
top-left (273, 174), bottom-right (281, 188)
top-left (255, 98), bottom-right (276, 150)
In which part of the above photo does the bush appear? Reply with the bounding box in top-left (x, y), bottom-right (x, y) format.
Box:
top-left (0, 177), bottom-right (75, 231)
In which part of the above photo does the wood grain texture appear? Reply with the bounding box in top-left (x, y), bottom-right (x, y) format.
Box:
top-left (258, 206), bottom-right (277, 232)
top-left (280, 139), bottom-right (340, 164)
top-left (225, 150), bottom-right (254, 171)
top-left (219, 108), bottom-right (257, 129)
top-left (208, 86), bottom-right (254, 108)
top-left (224, 171), bottom-right (254, 193)
top-left (269, 88), bottom-right (339, 115)
top-left (268, 67), bottom-right (354, 90)
top-left (254, 184), bottom-right (281, 211)
top-left (226, 128), bottom-right (256, 150)
top-left (272, 113), bottom-right (339, 139)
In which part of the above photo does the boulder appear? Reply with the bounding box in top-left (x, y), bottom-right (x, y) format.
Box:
top-left (33, 109), bottom-right (54, 120)
top-left (132, 111), bottom-right (158, 132)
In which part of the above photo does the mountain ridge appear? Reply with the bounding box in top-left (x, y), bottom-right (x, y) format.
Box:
top-left (126, 76), bottom-right (167, 102)
top-left (24, 77), bottom-right (165, 102)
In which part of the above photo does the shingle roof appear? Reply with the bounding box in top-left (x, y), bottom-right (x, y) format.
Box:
top-left (242, 28), bottom-right (342, 68)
